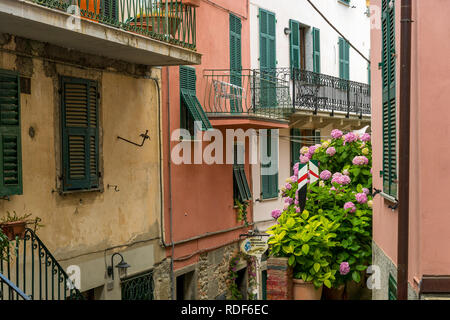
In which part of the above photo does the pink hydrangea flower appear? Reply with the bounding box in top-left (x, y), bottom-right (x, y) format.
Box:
top-left (326, 147), bottom-right (336, 156)
top-left (285, 183), bottom-right (292, 190)
top-left (339, 262), bottom-right (350, 275)
top-left (332, 173), bottom-right (351, 185)
top-left (331, 129), bottom-right (343, 139)
top-left (344, 202), bottom-right (356, 213)
top-left (352, 156), bottom-right (369, 166)
top-left (271, 209), bottom-right (282, 220)
top-left (359, 133), bottom-right (371, 142)
top-left (343, 132), bottom-right (358, 145)
top-left (343, 169), bottom-right (350, 176)
top-left (308, 146), bottom-right (317, 157)
top-left (363, 188), bottom-right (370, 195)
top-left (285, 197), bottom-right (294, 205)
top-left (295, 207), bottom-right (301, 213)
top-left (300, 155), bottom-right (310, 164)
top-left (355, 193), bottom-right (368, 204)
top-left (320, 170), bottom-right (332, 181)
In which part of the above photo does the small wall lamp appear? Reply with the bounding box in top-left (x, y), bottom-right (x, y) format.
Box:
top-left (107, 253), bottom-right (131, 280)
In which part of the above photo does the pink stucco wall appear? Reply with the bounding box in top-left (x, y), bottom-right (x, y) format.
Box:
top-left (372, 0), bottom-right (450, 291)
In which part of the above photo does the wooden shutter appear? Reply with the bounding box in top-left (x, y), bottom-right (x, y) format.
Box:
top-left (261, 130), bottom-right (278, 199)
top-left (290, 128), bottom-right (301, 175)
top-left (230, 14), bottom-right (243, 112)
top-left (0, 69), bottom-right (22, 196)
top-left (312, 28), bottom-right (321, 73)
top-left (101, 0), bottom-right (118, 21)
top-left (382, 0), bottom-right (397, 197)
top-left (339, 37), bottom-right (350, 80)
top-left (61, 77), bottom-right (99, 191)
top-left (259, 9), bottom-right (277, 107)
top-left (289, 19), bottom-right (301, 75)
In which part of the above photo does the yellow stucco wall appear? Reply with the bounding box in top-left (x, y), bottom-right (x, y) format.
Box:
top-left (0, 41), bottom-right (165, 294)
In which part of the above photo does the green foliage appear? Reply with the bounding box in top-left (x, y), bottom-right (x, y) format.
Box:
top-left (235, 200), bottom-right (249, 227)
top-left (268, 131), bottom-right (373, 289)
top-left (227, 253), bottom-right (257, 300)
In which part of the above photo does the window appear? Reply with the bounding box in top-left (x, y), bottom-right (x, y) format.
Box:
top-left (339, 37), bottom-right (350, 80)
top-left (339, 0), bottom-right (351, 5)
top-left (289, 19), bottom-right (301, 76)
top-left (314, 130), bottom-right (321, 145)
top-left (312, 28), bottom-right (321, 73)
top-left (101, 0), bottom-right (118, 21)
top-left (233, 143), bottom-right (251, 202)
top-left (0, 69), bottom-right (22, 197)
top-left (230, 14), bottom-right (243, 113)
top-left (259, 8), bottom-right (277, 107)
top-left (179, 66), bottom-right (212, 135)
top-left (381, 0), bottom-right (397, 197)
top-left (60, 76), bottom-right (100, 192)
top-left (261, 129), bottom-right (278, 199)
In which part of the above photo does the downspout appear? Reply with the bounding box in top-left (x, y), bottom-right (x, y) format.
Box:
top-left (398, 0), bottom-right (412, 300)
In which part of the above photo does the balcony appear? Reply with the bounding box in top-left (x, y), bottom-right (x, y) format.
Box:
top-left (202, 69), bottom-right (292, 128)
top-left (292, 68), bottom-right (371, 118)
top-left (0, 0), bottom-right (200, 66)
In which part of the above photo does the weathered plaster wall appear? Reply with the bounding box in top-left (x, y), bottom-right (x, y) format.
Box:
top-left (0, 34), bottom-right (165, 296)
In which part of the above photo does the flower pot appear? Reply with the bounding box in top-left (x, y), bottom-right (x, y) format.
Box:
top-left (322, 284), bottom-right (345, 300)
top-left (293, 279), bottom-right (323, 300)
top-left (182, 0), bottom-right (200, 7)
top-left (0, 221), bottom-right (27, 241)
top-left (79, 0), bottom-right (101, 22)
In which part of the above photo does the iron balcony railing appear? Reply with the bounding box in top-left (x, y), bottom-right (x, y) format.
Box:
top-left (0, 228), bottom-right (83, 300)
top-left (202, 69), bottom-right (292, 120)
top-left (0, 271), bottom-right (31, 300)
top-left (291, 68), bottom-right (371, 117)
top-left (28, 0), bottom-right (197, 50)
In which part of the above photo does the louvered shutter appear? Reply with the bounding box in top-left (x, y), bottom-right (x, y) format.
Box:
top-left (289, 20), bottom-right (301, 75)
top-left (313, 28), bottom-right (321, 73)
top-left (259, 9), bottom-right (277, 108)
top-left (61, 77), bottom-right (99, 191)
top-left (261, 130), bottom-right (278, 199)
top-left (339, 37), bottom-right (350, 80)
top-left (382, 0), bottom-right (397, 197)
top-left (101, 0), bottom-right (118, 22)
top-left (290, 128), bottom-right (301, 175)
top-left (0, 70), bottom-right (22, 196)
top-left (230, 14), bottom-right (242, 113)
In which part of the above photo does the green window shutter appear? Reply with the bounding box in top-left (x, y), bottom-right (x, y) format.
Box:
top-left (261, 130), bottom-right (278, 199)
top-left (312, 28), bottom-right (321, 73)
top-left (61, 77), bottom-right (99, 192)
top-left (259, 8), bottom-right (277, 107)
top-left (180, 66), bottom-right (212, 131)
top-left (289, 19), bottom-right (301, 74)
top-left (290, 128), bottom-right (301, 175)
top-left (101, 0), bottom-right (118, 21)
top-left (230, 14), bottom-right (243, 113)
top-left (388, 274), bottom-right (397, 300)
top-left (0, 69), bottom-right (22, 197)
top-left (382, 0), bottom-right (397, 197)
top-left (339, 37), bottom-right (350, 80)
top-left (233, 144), bottom-right (251, 202)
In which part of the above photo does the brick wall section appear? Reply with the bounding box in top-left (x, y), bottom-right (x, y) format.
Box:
top-left (267, 257), bottom-right (293, 300)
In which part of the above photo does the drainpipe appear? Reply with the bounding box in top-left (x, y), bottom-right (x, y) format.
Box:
top-left (398, 0), bottom-right (412, 300)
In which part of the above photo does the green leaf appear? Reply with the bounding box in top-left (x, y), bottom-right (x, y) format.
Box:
top-left (313, 263), bottom-right (321, 273)
top-left (324, 280), bottom-right (332, 288)
top-left (302, 244), bottom-right (310, 255)
top-left (352, 271), bottom-right (361, 283)
top-left (356, 265), bottom-right (367, 271)
top-left (288, 255), bottom-right (295, 266)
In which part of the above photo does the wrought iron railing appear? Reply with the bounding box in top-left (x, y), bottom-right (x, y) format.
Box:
top-left (0, 271), bottom-right (31, 300)
top-left (27, 0), bottom-right (197, 50)
top-left (0, 228), bottom-right (84, 300)
top-left (292, 68), bottom-right (371, 117)
top-left (202, 69), bottom-right (292, 120)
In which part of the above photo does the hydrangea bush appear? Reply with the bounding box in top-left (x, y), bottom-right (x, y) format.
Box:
top-left (267, 129), bottom-right (373, 289)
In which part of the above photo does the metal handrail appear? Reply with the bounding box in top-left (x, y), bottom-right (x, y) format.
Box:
top-left (0, 271), bottom-right (31, 300)
top-left (27, 0), bottom-right (197, 50)
top-left (0, 228), bottom-right (84, 300)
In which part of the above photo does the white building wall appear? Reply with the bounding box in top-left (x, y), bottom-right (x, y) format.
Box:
top-left (250, 0), bottom-right (371, 230)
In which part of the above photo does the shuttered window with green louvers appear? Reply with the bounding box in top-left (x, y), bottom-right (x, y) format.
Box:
top-left (259, 8), bottom-right (277, 108)
top-left (233, 143), bottom-right (251, 202)
top-left (312, 28), bottom-right (321, 73)
top-left (289, 19), bottom-right (301, 77)
top-left (101, 0), bottom-right (118, 23)
top-left (382, 0), bottom-right (397, 198)
top-left (261, 129), bottom-right (278, 199)
top-left (339, 37), bottom-right (350, 80)
top-left (230, 13), bottom-right (243, 113)
top-left (0, 69), bottom-right (22, 197)
top-left (61, 77), bottom-right (99, 192)
top-left (179, 66), bottom-right (212, 132)
top-left (290, 128), bottom-right (301, 176)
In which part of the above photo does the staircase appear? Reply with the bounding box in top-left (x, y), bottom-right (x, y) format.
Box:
top-left (0, 228), bottom-right (83, 300)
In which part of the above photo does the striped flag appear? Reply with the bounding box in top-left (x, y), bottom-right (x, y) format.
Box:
top-left (309, 160), bottom-right (319, 184)
top-left (297, 163), bottom-right (308, 212)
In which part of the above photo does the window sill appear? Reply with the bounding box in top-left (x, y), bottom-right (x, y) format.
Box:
top-left (58, 188), bottom-right (103, 196)
top-left (259, 197), bottom-right (279, 202)
top-left (380, 192), bottom-right (398, 204)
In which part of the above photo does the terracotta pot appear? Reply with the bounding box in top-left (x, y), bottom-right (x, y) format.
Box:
top-left (182, 0), bottom-right (200, 7)
top-left (1, 221), bottom-right (27, 241)
top-left (293, 279), bottom-right (323, 300)
top-left (323, 284), bottom-right (345, 300)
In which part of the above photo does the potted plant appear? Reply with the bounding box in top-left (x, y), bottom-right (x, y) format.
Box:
top-left (0, 211), bottom-right (43, 241)
top-left (267, 208), bottom-right (339, 300)
top-left (234, 199), bottom-right (249, 227)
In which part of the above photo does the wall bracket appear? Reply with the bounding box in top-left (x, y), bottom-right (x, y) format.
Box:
top-left (117, 130), bottom-right (150, 147)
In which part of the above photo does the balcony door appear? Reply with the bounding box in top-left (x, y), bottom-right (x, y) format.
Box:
top-left (230, 14), bottom-right (243, 113)
top-left (259, 8), bottom-right (276, 108)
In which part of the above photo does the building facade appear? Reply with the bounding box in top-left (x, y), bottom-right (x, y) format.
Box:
top-left (371, 0), bottom-right (450, 300)
top-left (0, 0), bottom-right (200, 300)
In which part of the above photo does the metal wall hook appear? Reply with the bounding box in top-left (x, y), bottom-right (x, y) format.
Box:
top-left (117, 130), bottom-right (150, 147)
